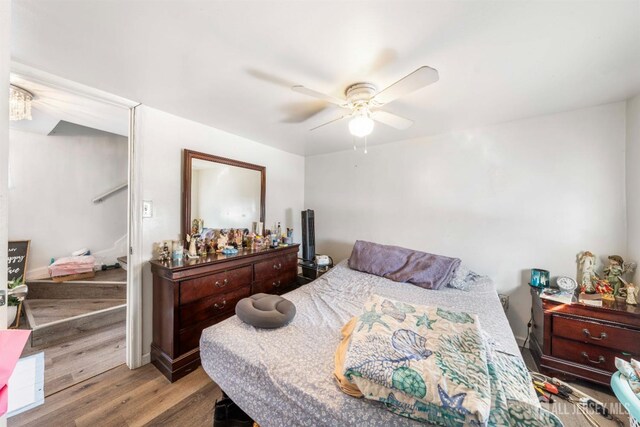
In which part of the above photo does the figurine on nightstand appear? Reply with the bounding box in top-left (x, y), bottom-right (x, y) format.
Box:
top-left (626, 282), bottom-right (638, 305)
top-left (595, 278), bottom-right (615, 301)
top-left (578, 251), bottom-right (597, 294)
top-left (604, 255), bottom-right (625, 296)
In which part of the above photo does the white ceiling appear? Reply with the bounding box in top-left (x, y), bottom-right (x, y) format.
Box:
top-left (10, 0), bottom-right (640, 156)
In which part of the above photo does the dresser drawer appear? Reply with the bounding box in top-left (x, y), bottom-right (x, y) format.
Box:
top-left (551, 336), bottom-right (630, 372)
top-left (178, 311), bottom-right (236, 355)
top-left (180, 265), bottom-right (252, 305)
top-left (254, 252), bottom-right (297, 281)
top-left (252, 270), bottom-right (297, 294)
top-left (553, 316), bottom-right (640, 355)
top-left (180, 285), bottom-right (250, 329)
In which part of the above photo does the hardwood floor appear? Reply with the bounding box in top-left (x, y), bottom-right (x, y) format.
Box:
top-left (20, 321), bottom-right (126, 397)
top-left (8, 345), bottom-right (629, 426)
top-left (8, 364), bottom-right (220, 427)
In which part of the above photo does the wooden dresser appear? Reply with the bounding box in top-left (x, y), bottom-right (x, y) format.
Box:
top-left (530, 287), bottom-right (640, 385)
top-left (150, 244), bottom-right (299, 382)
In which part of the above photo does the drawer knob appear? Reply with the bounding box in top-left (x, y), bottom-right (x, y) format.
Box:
top-left (581, 351), bottom-right (605, 364)
top-left (214, 300), bottom-right (227, 310)
top-left (273, 263), bottom-right (282, 270)
top-left (582, 328), bottom-right (607, 341)
top-left (273, 280), bottom-right (281, 287)
top-left (215, 278), bottom-right (229, 288)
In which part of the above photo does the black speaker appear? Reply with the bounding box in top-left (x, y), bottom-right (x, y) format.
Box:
top-left (301, 209), bottom-right (315, 261)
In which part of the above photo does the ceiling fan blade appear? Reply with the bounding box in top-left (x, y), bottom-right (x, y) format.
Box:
top-left (372, 66), bottom-right (439, 105)
top-left (371, 110), bottom-right (414, 130)
top-left (292, 85), bottom-right (347, 106)
top-left (309, 115), bottom-right (347, 131)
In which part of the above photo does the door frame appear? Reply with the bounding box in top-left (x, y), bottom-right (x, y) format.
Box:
top-left (9, 63), bottom-right (144, 369)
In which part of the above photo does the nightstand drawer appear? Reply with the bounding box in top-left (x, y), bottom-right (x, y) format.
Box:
top-left (551, 337), bottom-right (627, 372)
top-left (553, 316), bottom-right (640, 354)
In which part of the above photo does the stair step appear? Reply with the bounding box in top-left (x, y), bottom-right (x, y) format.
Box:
top-left (27, 268), bottom-right (126, 299)
top-left (24, 299), bottom-right (126, 347)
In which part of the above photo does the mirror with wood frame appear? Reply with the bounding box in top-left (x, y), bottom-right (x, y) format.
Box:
top-left (182, 149), bottom-right (265, 238)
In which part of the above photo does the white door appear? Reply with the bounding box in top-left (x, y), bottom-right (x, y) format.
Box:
top-left (1, 0), bottom-right (10, 333)
top-left (1, 1), bottom-right (10, 425)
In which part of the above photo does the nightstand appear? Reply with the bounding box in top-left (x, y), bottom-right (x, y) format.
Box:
top-left (297, 259), bottom-right (333, 285)
top-left (530, 287), bottom-right (640, 386)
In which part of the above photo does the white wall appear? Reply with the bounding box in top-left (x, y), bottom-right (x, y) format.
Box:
top-left (1, 0), bottom-right (10, 329)
top-left (137, 106), bottom-right (305, 354)
top-left (626, 94), bottom-right (640, 265)
top-left (305, 102), bottom-right (627, 343)
top-left (8, 126), bottom-right (128, 277)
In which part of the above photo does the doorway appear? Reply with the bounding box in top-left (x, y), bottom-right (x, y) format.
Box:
top-left (5, 65), bottom-right (141, 415)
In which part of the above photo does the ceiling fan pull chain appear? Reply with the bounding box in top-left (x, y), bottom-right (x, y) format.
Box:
top-left (353, 135), bottom-right (357, 151)
top-left (364, 135), bottom-right (368, 154)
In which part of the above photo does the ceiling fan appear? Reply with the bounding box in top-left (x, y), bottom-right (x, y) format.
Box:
top-left (291, 66), bottom-right (439, 138)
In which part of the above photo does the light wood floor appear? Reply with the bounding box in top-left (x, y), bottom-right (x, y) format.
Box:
top-left (8, 364), bottom-right (220, 427)
top-left (20, 320), bottom-right (126, 397)
top-left (9, 347), bottom-right (629, 427)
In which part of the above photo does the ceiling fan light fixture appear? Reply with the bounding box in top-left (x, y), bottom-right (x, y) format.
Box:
top-left (349, 109), bottom-right (374, 138)
top-left (9, 84), bottom-right (33, 121)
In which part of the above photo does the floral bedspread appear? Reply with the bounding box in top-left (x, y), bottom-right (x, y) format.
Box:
top-left (341, 295), bottom-right (563, 426)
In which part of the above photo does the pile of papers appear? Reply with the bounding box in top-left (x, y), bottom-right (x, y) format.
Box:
top-left (539, 289), bottom-right (575, 304)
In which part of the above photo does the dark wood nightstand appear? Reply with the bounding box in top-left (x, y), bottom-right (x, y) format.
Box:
top-left (530, 287), bottom-right (640, 386)
top-left (297, 260), bottom-right (333, 285)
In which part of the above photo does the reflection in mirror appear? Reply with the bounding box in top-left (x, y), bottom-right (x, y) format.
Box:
top-left (190, 158), bottom-right (262, 229)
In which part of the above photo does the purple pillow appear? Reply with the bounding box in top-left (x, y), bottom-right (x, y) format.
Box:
top-left (348, 240), bottom-right (461, 290)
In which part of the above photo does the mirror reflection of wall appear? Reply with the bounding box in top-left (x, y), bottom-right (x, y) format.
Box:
top-left (191, 158), bottom-right (262, 229)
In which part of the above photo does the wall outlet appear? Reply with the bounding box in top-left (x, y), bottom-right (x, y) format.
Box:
top-left (143, 200), bottom-right (153, 218)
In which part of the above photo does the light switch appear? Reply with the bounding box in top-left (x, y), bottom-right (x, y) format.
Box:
top-left (143, 200), bottom-right (153, 218)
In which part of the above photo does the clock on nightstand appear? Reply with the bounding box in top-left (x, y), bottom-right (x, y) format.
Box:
top-left (530, 287), bottom-right (640, 386)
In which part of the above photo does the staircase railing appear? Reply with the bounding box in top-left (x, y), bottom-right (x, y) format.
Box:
top-left (92, 183), bottom-right (127, 203)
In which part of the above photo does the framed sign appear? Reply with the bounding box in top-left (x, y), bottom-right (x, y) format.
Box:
top-left (8, 240), bottom-right (30, 283)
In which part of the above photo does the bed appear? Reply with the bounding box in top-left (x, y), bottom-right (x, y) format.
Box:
top-left (200, 260), bottom-right (521, 426)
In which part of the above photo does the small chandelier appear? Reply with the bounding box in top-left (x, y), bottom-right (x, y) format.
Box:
top-left (9, 84), bottom-right (33, 121)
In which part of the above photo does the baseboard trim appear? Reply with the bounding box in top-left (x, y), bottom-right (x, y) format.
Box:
top-left (142, 352), bottom-right (151, 365)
